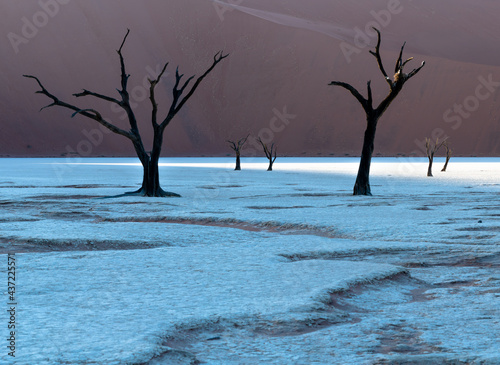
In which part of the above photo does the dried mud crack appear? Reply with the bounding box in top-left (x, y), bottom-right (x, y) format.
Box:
top-left (0, 237), bottom-right (165, 254)
top-left (146, 273), bottom-right (429, 364)
top-left (98, 216), bottom-right (346, 239)
top-left (149, 265), bottom-right (499, 364)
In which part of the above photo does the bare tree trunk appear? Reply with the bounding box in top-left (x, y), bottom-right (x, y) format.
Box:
top-left (354, 116), bottom-right (377, 195)
top-left (235, 153), bottom-right (241, 171)
top-left (329, 27), bottom-right (425, 196)
top-left (140, 160), bottom-right (179, 196)
top-left (140, 159), bottom-right (161, 196)
top-left (441, 157), bottom-right (450, 172)
top-left (426, 138), bottom-right (435, 177)
top-left (427, 156), bottom-right (434, 177)
top-left (146, 129), bottom-right (163, 196)
top-left (125, 129), bottom-right (179, 197)
top-left (441, 142), bottom-right (452, 172)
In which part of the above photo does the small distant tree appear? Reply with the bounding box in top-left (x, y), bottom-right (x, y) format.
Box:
top-left (330, 28), bottom-right (425, 195)
top-left (227, 135), bottom-right (249, 170)
top-left (441, 141), bottom-right (452, 172)
top-left (258, 138), bottom-right (277, 171)
top-left (24, 29), bottom-right (228, 197)
top-left (425, 137), bottom-right (447, 177)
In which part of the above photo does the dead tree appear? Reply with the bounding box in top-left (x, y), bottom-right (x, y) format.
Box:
top-left (227, 135), bottom-right (249, 170)
top-left (425, 137), bottom-right (447, 177)
top-left (330, 28), bottom-right (425, 195)
top-left (441, 141), bottom-right (452, 172)
top-left (258, 138), bottom-right (277, 171)
top-left (24, 29), bottom-right (228, 197)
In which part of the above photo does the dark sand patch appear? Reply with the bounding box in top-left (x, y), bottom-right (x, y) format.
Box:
top-left (246, 205), bottom-right (313, 210)
top-left (372, 323), bottom-right (444, 356)
top-left (404, 253), bottom-right (500, 268)
top-left (99, 216), bottom-right (344, 239)
top-left (456, 226), bottom-right (500, 232)
top-left (251, 317), bottom-right (347, 337)
top-left (281, 249), bottom-right (413, 262)
top-left (415, 206), bottom-right (433, 211)
top-left (0, 184), bottom-right (131, 189)
top-left (26, 194), bottom-right (104, 200)
top-left (409, 280), bottom-right (480, 303)
top-left (0, 237), bottom-right (164, 254)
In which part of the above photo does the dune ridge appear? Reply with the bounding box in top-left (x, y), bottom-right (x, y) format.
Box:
top-left (0, 0), bottom-right (499, 157)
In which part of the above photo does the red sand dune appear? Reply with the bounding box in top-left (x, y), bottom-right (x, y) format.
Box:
top-left (0, 0), bottom-right (499, 157)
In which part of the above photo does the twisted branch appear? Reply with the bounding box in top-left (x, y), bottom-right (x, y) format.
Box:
top-left (163, 51), bottom-right (229, 128)
top-left (227, 135), bottom-right (249, 152)
top-left (258, 138), bottom-right (277, 163)
top-left (23, 75), bottom-right (133, 139)
top-left (149, 62), bottom-right (169, 128)
top-left (369, 27), bottom-right (392, 88)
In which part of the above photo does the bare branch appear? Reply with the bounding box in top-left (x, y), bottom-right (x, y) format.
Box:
top-left (23, 75), bottom-right (133, 139)
top-left (155, 62), bottom-right (169, 84)
top-left (171, 67), bottom-right (183, 100)
top-left (117, 29), bottom-right (131, 97)
top-left (238, 134), bottom-right (250, 148)
top-left (258, 138), bottom-right (276, 159)
top-left (257, 137), bottom-right (268, 156)
top-left (227, 140), bottom-right (238, 151)
top-left (71, 108), bottom-right (102, 119)
top-left (368, 27), bottom-right (392, 88)
top-left (406, 61), bottom-right (426, 80)
top-left (161, 51), bottom-right (228, 128)
top-left (395, 42), bottom-right (406, 74)
top-left (118, 28), bottom-right (130, 53)
top-left (39, 102), bottom-right (57, 112)
top-left (402, 57), bottom-right (414, 69)
top-left (179, 75), bottom-right (195, 94)
top-left (329, 81), bottom-right (372, 113)
top-left (228, 134), bottom-right (250, 152)
top-left (73, 89), bottom-right (121, 105)
top-left (366, 81), bottom-right (373, 106)
top-left (112, 29), bottom-right (141, 138)
top-left (24, 74), bottom-right (46, 91)
top-left (437, 137), bottom-right (448, 150)
top-left (149, 62), bottom-right (169, 127)
top-left (426, 137), bottom-right (448, 157)
top-left (168, 67), bottom-right (191, 115)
